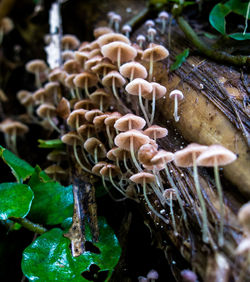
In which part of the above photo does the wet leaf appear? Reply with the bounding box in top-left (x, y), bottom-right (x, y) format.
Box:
top-left (209, 3), bottom-right (230, 35)
top-left (0, 146), bottom-right (34, 182)
top-left (170, 48), bottom-right (189, 71)
top-left (28, 166), bottom-right (73, 225)
top-left (22, 217), bottom-right (121, 281)
top-left (38, 139), bottom-right (65, 149)
top-left (229, 32), bottom-right (250, 40)
top-left (0, 183), bottom-right (34, 220)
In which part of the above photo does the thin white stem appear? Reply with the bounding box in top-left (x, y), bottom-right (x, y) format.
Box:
top-left (84, 79), bottom-right (90, 98)
top-left (130, 136), bottom-right (142, 171)
top-left (117, 47), bottom-right (121, 68)
top-left (161, 19), bottom-right (166, 34)
top-left (81, 147), bottom-right (91, 165)
top-left (46, 113), bottom-right (60, 133)
top-left (75, 87), bottom-right (81, 99)
top-left (138, 84), bottom-right (150, 126)
top-left (109, 169), bottom-right (127, 197)
top-left (106, 125), bottom-right (113, 148)
top-left (94, 147), bottom-right (98, 164)
top-left (73, 142), bottom-right (93, 174)
top-left (123, 154), bottom-right (133, 175)
top-left (170, 191), bottom-right (178, 236)
top-left (173, 95), bottom-right (180, 122)
top-left (149, 52), bottom-right (154, 82)
top-left (99, 95), bottom-right (103, 112)
top-left (112, 77), bottom-right (120, 101)
top-left (150, 91), bottom-right (156, 125)
top-left (35, 70), bottom-right (41, 89)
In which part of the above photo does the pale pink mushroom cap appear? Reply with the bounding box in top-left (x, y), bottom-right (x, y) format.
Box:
top-left (114, 114), bottom-right (146, 131)
top-left (130, 172), bottom-right (155, 184)
top-left (120, 62), bottom-right (147, 79)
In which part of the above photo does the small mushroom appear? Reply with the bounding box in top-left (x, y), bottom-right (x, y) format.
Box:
top-left (74, 99), bottom-right (97, 111)
top-left (61, 34), bottom-right (80, 50)
top-left (25, 59), bottom-right (48, 88)
top-left (136, 34), bottom-right (146, 49)
top-left (56, 97), bottom-right (71, 120)
top-left (75, 51), bottom-right (89, 69)
top-left (143, 125), bottom-right (168, 141)
top-left (145, 20), bottom-right (155, 28)
top-left (147, 27), bottom-right (157, 42)
top-left (17, 90), bottom-right (34, 117)
top-left (114, 113), bottom-right (146, 132)
top-left (73, 71), bottom-right (98, 98)
top-left (44, 164), bottom-right (67, 181)
top-left (120, 62), bottom-right (147, 81)
top-left (158, 11), bottom-right (169, 34)
top-left (93, 26), bottom-right (114, 38)
top-left (112, 14), bottom-right (122, 32)
top-left (91, 57), bottom-right (117, 78)
top-left (36, 103), bottom-right (60, 133)
top-left (90, 89), bottom-right (110, 111)
top-left (169, 89), bottom-right (184, 122)
top-left (67, 109), bottom-right (87, 130)
top-left (122, 24), bottom-right (132, 38)
top-left (84, 137), bottom-right (107, 163)
top-left (85, 109), bottom-right (103, 123)
top-left (97, 32), bottom-right (129, 48)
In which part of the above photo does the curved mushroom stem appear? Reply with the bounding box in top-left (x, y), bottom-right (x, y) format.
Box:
top-left (70, 89), bottom-right (76, 99)
top-left (108, 169), bottom-right (127, 197)
top-left (75, 115), bottom-right (79, 131)
top-left (112, 77), bottom-right (120, 101)
top-left (106, 125), bottom-right (114, 148)
top-left (150, 91), bottom-right (156, 125)
top-left (84, 79), bottom-right (90, 98)
top-left (143, 180), bottom-right (169, 225)
top-left (117, 47), bottom-right (121, 68)
top-left (173, 95), bottom-right (180, 122)
top-left (75, 87), bottom-right (81, 99)
top-left (46, 112), bottom-right (61, 133)
top-left (123, 154), bottom-right (133, 175)
top-left (149, 52), bottom-right (154, 82)
top-left (170, 191), bottom-right (178, 236)
top-left (192, 155), bottom-right (209, 243)
top-left (139, 40), bottom-right (143, 49)
top-left (35, 70), bottom-right (41, 89)
top-left (102, 175), bottom-right (126, 201)
top-left (150, 183), bottom-right (165, 206)
top-left (138, 84), bottom-right (150, 126)
top-left (73, 141), bottom-right (93, 174)
top-left (214, 160), bottom-right (224, 247)
top-left (94, 147), bottom-right (98, 164)
top-left (164, 164), bottom-right (188, 228)
top-left (130, 136), bottom-right (142, 172)
top-left (109, 18), bottom-right (114, 28)
top-left (130, 68), bottom-right (135, 82)
top-left (99, 95), bottom-right (103, 112)
top-left (81, 147), bottom-right (91, 165)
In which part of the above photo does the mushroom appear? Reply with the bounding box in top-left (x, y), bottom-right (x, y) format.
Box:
top-left (73, 71), bottom-right (98, 98)
top-left (65, 74), bottom-right (79, 99)
top-left (115, 129), bottom-right (150, 171)
top-left (112, 147), bottom-right (133, 174)
top-left (143, 125), bottom-right (168, 141)
top-left (169, 89), bottom-right (184, 122)
top-left (126, 78), bottom-right (152, 126)
top-left (61, 34), bottom-right (80, 50)
top-left (44, 81), bottom-right (60, 105)
top-left (97, 32), bottom-right (129, 47)
top-left (130, 172), bottom-right (169, 225)
top-left (158, 11), bottom-right (169, 34)
top-left (101, 41), bottom-right (137, 68)
top-left (89, 89), bottom-right (110, 111)
top-left (163, 188), bottom-right (178, 235)
top-left (122, 24), bottom-right (132, 38)
top-left (114, 113), bottom-right (146, 132)
top-left (77, 124), bottom-right (96, 140)
top-left (104, 112), bottom-right (122, 146)
top-left (36, 103), bottom-right (60, 133)
top-left (17, 90), bottom-right (34, 117)
top-left (107, 11), bottom-right (116, 27)
top-left (49, 68), bottom-right (67, 83)
top-left (112, 14), bottom-right (122, 32)
top-left (93, 113), bottom-right (110, 132)
top-left (67, 109), bottom-right (87, 130)
top-left (84, 55), bottom-right (103, 71)
top-left (75, 51), bottom-right (89, 69)
top-left (56, 97), bottom-right (71, 120)
top-left (47, 149), bottom-right (67, 164)
top-left (74, 99), bottom-right (97, 111)
top-left (63, 59), bottom-right (82, 74)
top-left (142, 43), bottom-right (169, 81)
top-left (91, 57), bottom-right (117, 78)
top-left (88, 49), bottom-right (103, 59)
top-left (93, 26), bottom-right (114, 38)
top-left (196, 144), bottom-right (237, 246)
top-left (145, 20), bottom-right (155, 28)
top-left (44, 164), bottom-right (66, 181)
top-left (62, 50), bottom-right (75, 62)
top-left (102, 70), bottom-right (126, 101)
top-left (25, 59), bottom-right (48, 88)
top-left (119, 62), bottom-right (147, 81)
top-left (136, 34), bottom-right (146, 49)
top-left (147, 27), bottom-right (157, 42)
top-left (174, 143), bottom-right (209, 242)
top-left (84, 137), bottom-right (107, 163)
top-left (85, 109), bottom-right (103, 123)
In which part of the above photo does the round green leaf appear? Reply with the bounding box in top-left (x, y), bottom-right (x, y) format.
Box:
top-left (22, 217), bottom-right (121, 281)
top-left (0, 183), bottom-right (34, 220)
top-left (209, 3), bottom-right (231, 35)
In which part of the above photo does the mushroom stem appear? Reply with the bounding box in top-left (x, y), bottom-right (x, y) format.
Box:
top-left (109, 169), bottom-right (128, 197)
top-left (70, 89), bottom-right (76, 99)
top-left (102, 175), bottom-right (126, 201)
top-left (99, 95), bottom-right (103, 112)
top-left (117, 47), bottom-right (121, 68)
top-left (106, 125), bottom-right (113, 148)
top-left (123, 154), bottom-right (133, 175)
top-left (130, 136), bottom-right (142, 172)
top-left (214, 160), bottom-right (224, 247)
top-left (112, 77), bottom-right (120, 101)
top-left (35, 70), bottom-right (41, 89)
top-left (150, 91), bottom-right (156, 125)
top-left (143, 180), bottom-right (169, 225)
top-left (114, 21), bottom-right (119, 33)
top-left (81, 147), bottom-right (91, 165)
top-left (173, 95), bottom-right (180, 122)
top-left (192, 154), bottom-right (209, 243)
top-left (130, 68), bottom-right (135, 81)
top-left (164, 164), bottom-right (188, 227)
top-left (170, 191), bottom-right (178, 236)
top-left (150, 182), bottom-right (165, 206)
top-left (149, 52), bottom-right (154, 82)
top-left (84, 78), bottom-right (90, 98)
top-left (94, 147), bottom-right (98, 164)
top-left (46, 112), bottom-right (61, 133)
top-left (161, 19), bottom-right (166, 34)
top-left (73, 141), bottom-right (93, 174)
top-left (75, 87), bottom-right (81, 99)
top-left (138, 84), bottom-right (150, 126)
top-left (4, 133), bottom-right (10, 148)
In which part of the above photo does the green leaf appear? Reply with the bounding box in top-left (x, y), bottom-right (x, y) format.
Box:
top-left (38, 139), bottom-right (65, 149)
top-left (28, 166), bottom-right (73, 225)
top-left (170, 48), bottom-right (189, 71)
top-left (0, 183), bottom-right (34, 220)
top-left (0, 146), bottom-right (34, 182)
top-left (209, 3), bottom-right (231, 35)
top-left (225, 0), bottom-right (250, 19)
top-left (22, 217), bottom-right (121, 281)
top-left (229, 32), bottom-right (250, 40)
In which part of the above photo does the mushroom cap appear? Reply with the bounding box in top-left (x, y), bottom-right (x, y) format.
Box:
top-left (90, 89), bottom-right (110, 105)
top-left (151, 150), bottom-right (174, 165)
top-left (114, 114), bottom-right (146, 131)
top-left (56, 97), bottom-right (71, 119)
top-left (114, 129), bottom-right (150, 151)
top-left (88, 49), bottom-right (103, 59)
top-left (97, 32), bottom-right (130, 47)
top-left (62, 50), bottom-right (75, 61)
top-left (84, 137), bottom-right (107, 158)
top-left (47, 150), bottom-right (67, 162)
top-left (158, 11), bottom-right (169, 19)
top-left (0, 120), bottom-right (29, 135)
top-left (101, 42), bottom-right (137, 64)
top-left (122, 25), bottom-right (132, 33)
top-left (169, 89), bottom-right (184, 100)
top-left (44, 81), bottom-right (60, 94)
top-left (93, 26), bottom-right (114, 38)
top-left (77, 124), bottom-right (95, 139)
top-left (73, 71), bottom-right (98, 88)
top-left (61, 131), bottom-right (82, 146)
top-left (33, 88), bottom-right (47, 103)
top-left (75, 51), bottom-right (89, 65)
top-left (100, 164), bottom-right (121, 177)
top-left (89, 40), bottom-right (100, 50)
top-left (36, 103), bottom-right (57, 118)
top-left (119, 62), bottom-right (147, 80)
top-left (74, 99), bottom-right (97, 110)
top-left (145, 20), bottom-right (155, 28)
top-left (0, 17), bottom-right (14, 34)
top-left (93, 114), bottom-right (110, 128)
top-left (196, 145), bottom-right (237, 167)
top-left (142, 44), bottom-right (169, 62)
top-left (125, 78), bottom-right (152, 96)
top-left (142, 82), bottom-right (166, 100)
top-left (143, 125), bottom-right (168, 139)
top-left (44, 164), bottom-right (66, 175)
top-left (78, 41), bottom-right (91, 52)
top-left (104, 112), bottom-right (122, 126)
top-left (112, 147), bottom-right (129, 160)
top-left (67, 109), bottom-right (87, 128)
top-left (63, 59), bottom-right (82, 74)
top-left (85, 109), bottom-right (103, 122)
top-left (143, 162), bottom-right (166, 171)
top-left (102, 71), bottom-right (126, 88)
top-left (49, 68), bottom-right (66, 82)
top-left (163, 188), bottom-right (177, 200)
top-left (238, 202), bottom-right (250, 235)
top-left (17, 90), bottom-right (34, 106)
top-left (65, 74), bottom-right (77, 88)
top-left (25, 59), bottom-right (47, 73)
top-left (112, 14), bottom-right (122, 22)
top-left (92, 161), bottom-right (109, 175)
top-left (91, 58), bottom-right (117, 75)
top-left (136, 34), bottom-right (146, 42)
top-left (130, 172), bottom-right (155, 184)
top-left (85, 55), bottom-right (103, 71)
top-left (147, 27), bottom-right (156, 36)
top-left (138, 143), bottom-right (158, 166)
top-left (61, 34), bottom-right (80, 50)
top-left (174, 143), bottom-right (209, 167)
top-left (106, 148), bottom-right (118, 161)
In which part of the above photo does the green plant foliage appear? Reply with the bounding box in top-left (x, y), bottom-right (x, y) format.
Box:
top-left (28, 166), bottom-right (73, 225)
top-left (22, 217), bottom-right (121, 281)
top-left (0, 146), bottom-right (34, 182)
top-left (209, 0), bottom-right (250, 40)
top-left (38, 139), bottom-right (65, 149)
top-left (170, 48), bottom-right (189, 71)
top-left (0, 183), bottom-right (34, 220)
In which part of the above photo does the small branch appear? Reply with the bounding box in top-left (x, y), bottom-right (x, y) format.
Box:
top-left (177, 16), bottom-right (250, 67)
top-left (10, 217), bottom-right (47, 234)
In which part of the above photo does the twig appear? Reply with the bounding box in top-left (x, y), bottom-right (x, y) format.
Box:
top-left (177, 16), bottom-right (250, 67)
top-left (10, 217), bottom-right (47, 234)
